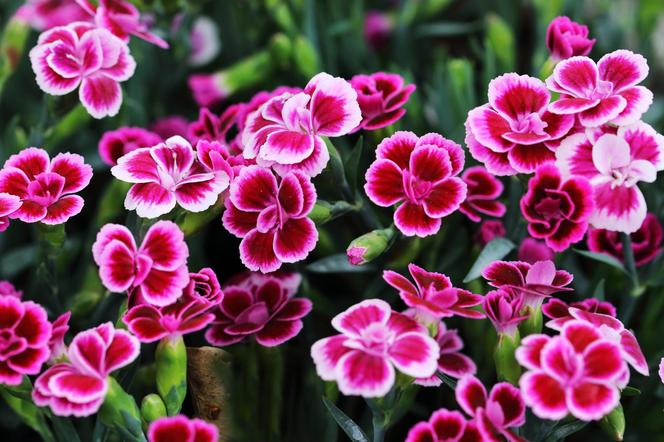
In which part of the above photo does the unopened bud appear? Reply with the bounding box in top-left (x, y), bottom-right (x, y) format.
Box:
top-left (141, 393), bottom-right (167, 424)
top-left (346, 227), bottom-right (395, 266)
top-left (155, 336), bottom-right (187, 416)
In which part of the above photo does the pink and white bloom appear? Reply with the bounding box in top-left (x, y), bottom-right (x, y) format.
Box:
top-left (465, 73), bottom-right (574, 175)
top-left (365, 131), bottom-right (467, 237)
top-left (483, 289), bottom-right (528, 338)
top-left (405, 409), bottom-right (479, 442)
top-left (188, 73), bottom-right (229, 108)
top-left (416, 323), bottom-right (476, 386)
top-left (546, 50), bottom-right (653, 127)
top-left (33, 322), bottom-right (139, 417)
top-left (383, 263), bottom-right (484, 322)
top-left (517, 320), bottom-right (626, 421)
top-left (0, 193), bottom-right (22, 231)
top-left (542, 298), bottom-right (616, 331)
top-left (188, 17), bottom-right (221, 67)
top-left (148, 415), bottom-right (218, 442)
top-left (92, 221), bottom-right (189, 306)
top-left (206, 272), bottom-right (311, 347)
top-left (546, 17), bottom-right (595, 62)
top-left (0, 147), bottom-right (92, 224)
top-left (17, 0), bottom-right (90, 31)
top-left (111, 136), bottom-right (230, 218)
top-left (349, 72), bottom-right (415, 131)
top-left (0, 281), bottom-right (22, 298)
top-left (98, 127), bottom-right (162, 166)
top-left (556, 122), bottom-right (664, 232)
top-left (47, 311), bottom-right (71, 364)
top-left (311, 299), bottom-right (439, 397)
top-left (459, 166), bottom-right (505, 222)
top-left (242, 72), bottom-right (362, 177)
top-left (222, 166), bottom-right (318, 273)
top-left (0, 297), bottom-right (52, 385)
top-left (29, 22), bottom-right (136, 118)
top-left (517, 237), bottom-right (555, 264)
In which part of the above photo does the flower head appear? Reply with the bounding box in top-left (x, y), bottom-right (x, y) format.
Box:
top-left (474, 220), bottom-right (506, 247)
top-left (151, 116), bottom-right (189, 140)
top-left (546, 16), bottom-right (595, 62)
top-left (0, 147), bottom-right (92, 224)
top-left (148, 415), bottom-right (218, 442)
top-left (188, 16), bottom-right (221, 67)
top-left (415, 322), bottom-right (476, 386)
top-left (405, 409), bottom-right (476, 442)
top-left (542, 298), bottom-right (616, 331)
top-left (0, 281), bottom-right (22, 298)
top-left (99, 127), bottom-right (162, 166)
top-left (517, 237), bottom-right (555, 264)
top-left (47, 311), bottom-right (71, 364)
top-left (483, 289), bottom-right (528, 337)
top-left (365, 131), bottom-right (467, 237)
top-left (459, 166), bottom-right (505, 222)
top-left (188, 74), bottom-right (229, 108)
top-left (311, 299), bottom-right (439, 397)
top-left (18, 0), bottom-right (90, 31)
top-left (349, 72), bottom-right (415, 131)
top-left (364, 11), bottom-right (392, 50)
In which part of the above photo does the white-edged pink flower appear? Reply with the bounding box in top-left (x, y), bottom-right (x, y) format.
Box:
top-left (222, 165), bottom-right (318, 273)
top-left (111, 136), bottom-right (230, 219)
top-left (0, 147), bottom-right (92, 224)
top-left (517, 320), bottom-right (626, 421)
top-left (242, 72), bottom-right (362, 177)
top-left (33, 322), bottom-right (139, 417)
top-left (188, 16), bottom-right (220, 67)
top-left (556, 122), bottom-right (664, 233)
top-left (148, 415), bottom-right (218, 442)
top-left (546, 50), bottom-right (653, 127)
top-left (311, 299), bottom-right (439, 397)
top-left (29, 22), bottom-right (136, 119)
top-left (465, 73), bottom-right (574, 175)
top-left (92, 221), bottom-right (189, 306)
top-left (0, 193), bottom-right (22, 231)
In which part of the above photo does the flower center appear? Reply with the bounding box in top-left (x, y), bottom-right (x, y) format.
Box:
top-left (402, 171), bottom-right (433, 203)
top-left (360, 323), bottom-right (394, 356)
top-left (534, 196), bottom-right (562, 220)
top-left (590, 80), bottom-right (614, 100)
top-left (511, 112), bottom-right (548, 135)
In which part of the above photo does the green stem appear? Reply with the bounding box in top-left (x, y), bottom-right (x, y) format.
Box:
top-left (372, 418), bottom-right (386, 442)
top-left (619, 233), bottom-right (639, 325)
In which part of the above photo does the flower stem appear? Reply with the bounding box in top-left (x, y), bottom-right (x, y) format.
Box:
top-left (619, 232), bottom-right (640, 325)
top-left (372, 417), bottom-right (386, 442)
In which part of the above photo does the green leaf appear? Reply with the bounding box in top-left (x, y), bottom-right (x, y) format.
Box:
top-left (622, 386), bottom-right (641, 397)
top-left (307, 254), bottom-right (375, 274)
top-left (435, 372), bottom-right (458, 389)
top-left (414, 21), bottom-right (481, 38)
top-left (543, 420), bottom-right (588, 442)
top-left (50, 415), bottom-right (81, 442)
top-left (592, 279), bottom-right (606, 301)
top-left (345, 136), bottom-right (364, 198)
top-left (573, 250), bottom-right (627, 274)
top-left (321, 396), bottom-right (369, 442)
top-left (463, 237), bottom-right (515, 283)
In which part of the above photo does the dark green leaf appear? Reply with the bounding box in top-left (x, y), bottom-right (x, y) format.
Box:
top-left (414, 21), bottom-right (481, 38)
top-left (592, 279), bottom-right (606, 301)
top-left (321, 396), bottom-right (369, 442)
top-left (543, 420), bottom-right (588, 442)
top-left (573, 250), bottom-right (626, 274)
top-left (345, 136), bottom-right (364, 198)
top-left (622, 386), bottom-right (641, 397)
top-left (435, 372), bottom-right (457, 389)
top-left (50, 415), bottom-right (81, 442)
top-left (307, 254), bottom-right (375, 274)
top-left (463, 237), bottom-right (515, 283)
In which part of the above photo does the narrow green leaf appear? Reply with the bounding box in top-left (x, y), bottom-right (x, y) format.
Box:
top-left (414, 21), bottom-right (481, 38)
top-left (573, 250), bottom-right (627, 274)
top-left (592, 279), bottom-right (606, 301)
top-left (345, 136), bottom-right (364, 198)
top-left (463, 237), bottom-right (515, 283)
top-left (543, 420), bottom-right (588, 442)
top-left (50, 415), bottom-right (82, 442)
top-left (321, 396), bottom-right (369, 442)
top-left (622, 386), bottom-right (641, 397)
top-left (435, 372), bottom-right (457, 389)
top-left (307, 254), bottom-right (375, 274)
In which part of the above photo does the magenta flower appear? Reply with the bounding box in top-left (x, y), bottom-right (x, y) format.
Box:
top-left (92, 221), bottom-right (189, 306)
top-left (542, 298), bottom-right (616, 331)
top-left (384, 263), bottom-right (484, 322)
top-left (415, 322), bottom-right (477, 386)
top-left (151, 115), bottom-right (189, 140)
top-left (556, 122), bottom-right (664, 233)
top-left (311, 299), bottom-right (439, 397)
top-left (364, 11), bottom-right (393, 50)
top-left (206, 272), bottom-right (311, 347)
top-left (242, 72), bottom-right (362, 177)
top-left (482, 260), bottom-right (573, 309)
top-left (0, 281), bottom-right (22, 298)
top-left (365, 131), bottom-right (467, 237)
top-left (33, 322), bottom-right (139, 417)
top-left (187, 107), bottom-right (227, 144)
top-left (546, 16), bottom-right (595, 62)
top-left (111, 136), bottom-right (230, 218)
top-left (483, 289), bottom-right (528, 338)
top-left (459, 166), bottom-right (506, 223)
top-left (587, 212), bottom-right (663, 266)
top-left (546, 50), bottom-right (653, 127)
top-left (76, 0), bottom-right (168, 48)
top-left (517, 320), bottom-right (626, 421)
top-left (0, 193), bottom-right (22, 231)
top-left (148, 415), bottom-right (218, 442)
top-left (29, 22), bottom-right (136, 119)
top-left (0, 147), bottom-right (92, 224)
top-left (188, 17), bottom-right (221, 67)
top-left (474, 220), bottom-right (506, 247)
top-left (465, 73), bottom-right (574, 175)
top-left (98, 127), bottom-right (162, 166)
top-left (405, 409), bottom-right (479, 442)
top-left (349, 72), bottom-right (415, 131)
top-left (660, 359), bottom-right (664, 384)
top-left (17, 0), bottom-right (90, 31)
top-left (517, 237), bottom-right (555, 264)
top-left (222, 166), bottom-right (318, 273)
top-left (47, 311), bottom-right (71, 364)
top-left (188, 74), bottom-right (228, 108)
top-left (0, 297), bottom-right (51, 385)
top-left (521, 163), bottom-right (594, 251)
top-left (455, 376), bottom-right (526, 441)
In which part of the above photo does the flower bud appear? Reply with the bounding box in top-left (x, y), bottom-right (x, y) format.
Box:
top-left (494, 331), bottom-right (521, 385)
top-left (599, 403), bottom-right (625, 441)
top-left (141, 394), bottom-right (167, 424)
top-left (546, 16), bottom-right (595, 62)
top-left (155, 336), bottom-right (187, 416)
top-left (346, 228), bottom-right (395, 266)
top-left (100, 377), bottom-right (145, 442)
top-left (309, 200), bottom-right (355, 225)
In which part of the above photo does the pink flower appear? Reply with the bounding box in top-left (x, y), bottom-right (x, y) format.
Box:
top-left (151, 116), bottom-right (189, 140)
top-left (384, 263), bottom-right (484, 322)
top-left (29, 22), bottom-right (136, 119)
top-left (98, 127), bottom-right (162, 166)
top-left (48, 311), bottom-right (71, 363)
top-left (482, 260), bottom-right (573, 309)
top-left (546, 16), bottom-right (595, 62)
top-left (415, 322), bottom-right (476, 386)
top-left (76, 0), bottom-right (168, 48)
top-left (365, 131), bottom-right (467, 237)
top-left (124, 268), bottom-right (222, 343)
top-left (542, 298), bottom-right (616, 331)
top-left (483, 289), bottom-right (528, 337)
top-left (222, 166), bottom-right (318, 273)
top-left (0, 280), bottom-right (22, 298)
top-left (660, 358), bottom-right (664, 384)
top-left (517, 237), bottom-right (555, 264)
top-left (455, 376), bottom-right (526, 441)
top-left (556, 122), bottom-right (664, 233)
top-left (517, 320), bottom-right (626, 421)
top-left (18, 0), bottom-right (90, 31)
top-left (546, 50), bottom-right (653, 127)
top-left (465, 73), bottom-right (574, 175)
top-left (33, 322), bottom-right (139, 417)
top-left (0, 193), bottom-right (22, 231)
top-left (364, 11), bottom-right (393, 51)
top-left (0, 297), bottom-right (51, 385)
top-left (92, 221), bottom-right (189, 306)
top-left (459, 166), bottom-right (505, 223)
top-left (521, 163), bottom-right (594, 252)
top-left (242, 72), bottom-right (362, 177)
top-left (111, 136), bottom-right (230, 218)
top-left (188, 17), bottom-right (221, 67)
top-left (405, 409), bottom-right (479, 442)
top-left (0, 147), bottom-right (92, 224)
top-left (148, 415), bottom-right (218, 442)
top-left (349, 72), bottom-right (415, 131)
top-left (311, 299), bottom-right (439, 397)
top-left (587, 212), bottom-right (663, 266)
top-left (205, 272), bottom-right (311, 347)
top-left (188, 74), bottom-right (229, 108)
top-left (474, 220), bottom-right (506, 247)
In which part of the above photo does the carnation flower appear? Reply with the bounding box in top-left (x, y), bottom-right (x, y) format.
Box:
top-left (188, 16), bottom-right (221, 67)
top-left (546, 16), bottom-right (595, 62)
top-left (188, 73), bottom-right (229, 108)
top-left (364, 131), bottom-right (467, 237)
top-left (415, 322), bottom-right (476, 386)
top-left (349, 72), bottom-right (415, 131)
top-left (483, 289), bottom-right (528, 337)
top-left (405, 409), bottom-right (478, 442)
top-left (0, 193), bottom-right (22, 231)
top-left (459, 166), bottom-right (505, 222)
top-left (47, 311), bottom-right (71, 364)
top-left (474, 220), bottom-right (506, 247)
top-left (517, 237), bottom-right (555, 264)
top-left (98, 127), bottom-right (162, 166)
top-left (542, 298), bottom-right (617, 330)
top-left (148, 415), bottom-right (218, 442)
top-left (0, 147), bottom-right (92, 224)
top-left (17, 0), bottom-right (90, 31)
top-left (364, 10), bottom-right (392, 50)
top-left (151, 116), bottom-right (189, 140)
top-left (0, 280), bottom-right (22, 298)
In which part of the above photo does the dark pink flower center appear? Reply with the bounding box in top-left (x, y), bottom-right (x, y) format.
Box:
top-left (510, 112), bottom-right (548, 135)
top-left (402, 171), bottom-right (433, 203)
top-left (236, 302), bottom-right (270, 326)
top-left (359, 323), bottom-right (394, 356)
top-left (534, 196), bottom-right (563, 220)
top-left (589, 80), bottom-right (614, 100)
top-left (27, 172), bottom-right (65, 206)
top-left (554, 344), bottom-right (584, 383)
